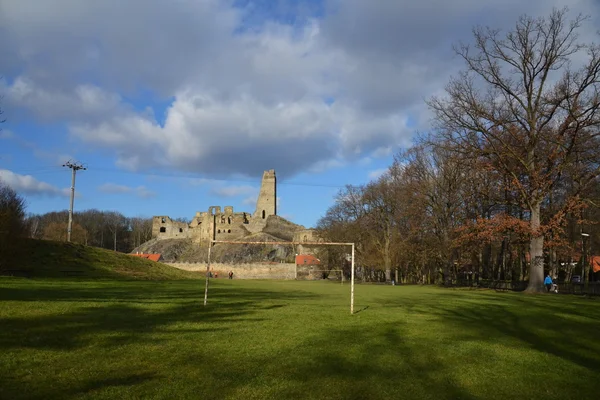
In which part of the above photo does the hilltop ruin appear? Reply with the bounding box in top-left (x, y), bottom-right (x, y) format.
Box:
top-left (152, 170), bottom-right (312, 246)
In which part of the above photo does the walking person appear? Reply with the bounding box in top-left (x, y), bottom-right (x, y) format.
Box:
top-left (228, 271), bottom-right (233, 279)
top-left (544, 274), bottom-right (553, 292)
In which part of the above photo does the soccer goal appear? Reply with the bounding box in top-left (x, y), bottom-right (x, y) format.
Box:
top-left (203, 240), bottom-right (356, 314)
top-left (295, 268), bottom-right (344, 284)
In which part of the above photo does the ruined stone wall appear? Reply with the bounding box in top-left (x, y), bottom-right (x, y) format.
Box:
top-left (166, 262), bottom-right (296, 280)
top-left (293, 229), bottom-right (319, 243)
top-left (152, 216), bottom-right (190, 239)
top-left (293, 229), bottom-right (321, 255)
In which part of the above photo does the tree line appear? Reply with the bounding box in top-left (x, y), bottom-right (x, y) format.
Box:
top-left (318, 9), bottom-right (600, 291)
top-left (25, 210), bottom-right (155, 253)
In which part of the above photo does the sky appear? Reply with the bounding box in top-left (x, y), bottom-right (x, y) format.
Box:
top-left (1, 0), bottom-right (599, 228)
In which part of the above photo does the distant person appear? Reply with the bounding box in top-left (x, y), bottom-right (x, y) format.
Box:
top-left (215, 272), bottom-right (218, 278)
top-left (229, 271), bottom-right (233, 279)
top-left (544, 274), bottom-right (553, 292)
top-left (552, 277), bottom-right (559, 294)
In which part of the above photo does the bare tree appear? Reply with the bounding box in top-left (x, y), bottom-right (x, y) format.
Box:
top-left (428, 8), bottom-right (600, 292)
top-left (399, 143), bottom-right (471, 284)
top-left (130, 216), bottom-right (154, 249)
top-left (105, 211), bottom-right (127, 251)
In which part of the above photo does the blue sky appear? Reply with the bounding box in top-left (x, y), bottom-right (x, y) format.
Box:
top-left (1, 0), bottom-right (599, 228)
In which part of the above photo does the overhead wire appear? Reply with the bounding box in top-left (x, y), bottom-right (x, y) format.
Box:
top-left (4, 165), bottom-right (352, 189)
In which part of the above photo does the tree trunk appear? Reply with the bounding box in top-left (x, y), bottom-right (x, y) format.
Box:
top-left (113, 231), bottom-right (117, 252)
top-left (526, 202), bottom-right (544, 292)
top-left (383, 229), bottom-right (392, 282)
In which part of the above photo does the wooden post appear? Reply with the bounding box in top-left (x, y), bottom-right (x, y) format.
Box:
top-left (203, 243), bottom-right (212, 306)
top-left (351, 243), bottom-right (355, 314)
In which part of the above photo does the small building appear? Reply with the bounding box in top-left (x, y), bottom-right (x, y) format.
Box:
top-left (295, 254), bottom-right (320, 265)
top-left (131, 253), bottom-right (163, 262)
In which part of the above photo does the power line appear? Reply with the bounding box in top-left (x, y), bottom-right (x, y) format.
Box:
top-left (86, 167), bottom-right (349, 188)
top-left (62, 161), bottom-right (87, 242)
top-left (8, 164), bottom-right (355, 189)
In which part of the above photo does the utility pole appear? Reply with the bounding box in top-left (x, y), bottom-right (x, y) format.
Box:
top-left (62, 161), bottom-right (86, 242)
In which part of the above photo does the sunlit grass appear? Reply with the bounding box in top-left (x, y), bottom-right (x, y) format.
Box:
top-left (1, 279), bottom-right (599, 399)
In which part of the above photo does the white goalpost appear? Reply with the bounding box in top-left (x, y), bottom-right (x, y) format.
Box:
top-left (203, 240), bottom-right (356, 314)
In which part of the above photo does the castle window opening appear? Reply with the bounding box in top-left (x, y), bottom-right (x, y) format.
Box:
top-left (179, 228), bottom-right (183, 233)
top-left (262, 210), bottom-right (266, 219)
top-left (228, 229), bottom-right (231, 233)
top-left (160, 227), bottom-right (166, 233)
top-left (218, 229), bottom-right (221, 233)
top-left (161, 217), bottom-right (166, 223)
top-left (228, 217), bottom-right (231, 224)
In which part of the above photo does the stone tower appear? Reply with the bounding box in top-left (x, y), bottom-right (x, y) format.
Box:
top-left (253, 169), bottom-right (277, 220)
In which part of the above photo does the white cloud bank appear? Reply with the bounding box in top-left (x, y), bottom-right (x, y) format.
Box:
top-left (1, 0), bottom-right (599, 177)
top-left (0, 169), bottom-right (69, 197)
top-left (98, 183), bottom-right (156, 198)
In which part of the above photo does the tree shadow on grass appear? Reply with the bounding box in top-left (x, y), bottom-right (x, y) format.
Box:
top-left (428, 301), bottom-right (600, 372)
top-left (78, 372), bottom-right (157, 395)
top-left (281, 324), bottom-right (478, 400)
top-left (176, 322), bottom-right (479, 400)
top-left (0, 282), bottom-right (320, 399)
top-left (0, 282), bottom-right (317, 351)
top-left (379, 290), bottom-right (600, 373)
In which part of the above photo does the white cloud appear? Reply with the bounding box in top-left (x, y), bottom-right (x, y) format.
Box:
top-left (0, 169), bottom-right (69, 197)
top-left (0, 130), bottom-right (15, 140)
top-left (242, 195), bottom-right (258, 206)
top-left (210, 185), bottom-right (257, 197)
top-left (188, 178), bottom-right (217, 186)
top-left (2, 0), bottom-right (599, 178)
top-left (98, 183), bottom-right (130, 194)
top-left (98, 183), bottom-right (156, 198)
top-left (368, 168), bottom-right (388, 180)
top-left (0, 127), bottom-right (74, 164)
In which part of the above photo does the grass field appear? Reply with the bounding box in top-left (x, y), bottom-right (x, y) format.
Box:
top-left (1, 278), bottom-right (599, 400)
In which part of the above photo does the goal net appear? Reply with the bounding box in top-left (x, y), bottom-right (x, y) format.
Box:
top-left (203, 239), bottom-right (356, 313)
top-left (295, 268), bottom-right (344, 283)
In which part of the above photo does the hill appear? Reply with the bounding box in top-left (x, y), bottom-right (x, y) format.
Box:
top-left (0, 239), bottom-right (200, 280)
top-left (261, 215), bottom-right (305, 241)
top-left (132, 231), bottom-right (297, 263)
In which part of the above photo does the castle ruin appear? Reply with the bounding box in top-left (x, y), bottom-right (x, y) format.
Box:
top-left (152, 170), bottom-right (280, 246)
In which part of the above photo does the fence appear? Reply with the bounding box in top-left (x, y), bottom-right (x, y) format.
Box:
top-left (451, 278), bottom-right (600, 296)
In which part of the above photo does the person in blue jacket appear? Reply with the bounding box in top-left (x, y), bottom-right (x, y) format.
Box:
top-left (544, 274), bottom-right (553, 292)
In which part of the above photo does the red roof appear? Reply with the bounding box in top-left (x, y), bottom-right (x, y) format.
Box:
top-left (592, 256), bottom-right (600, 273)
top-left (295, 254), bottom-right (320, 265)
top-left (131, 253), bottom-right (163, 262)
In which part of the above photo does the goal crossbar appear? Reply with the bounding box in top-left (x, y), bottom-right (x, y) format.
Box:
top-left (204, 240), bottom-right (356, 314)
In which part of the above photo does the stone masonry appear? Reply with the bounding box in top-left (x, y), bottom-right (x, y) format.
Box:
top-left (152, 170), bottom-right (281, 246)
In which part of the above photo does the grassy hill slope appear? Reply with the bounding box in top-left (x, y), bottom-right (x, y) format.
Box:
top-left (1, 239), bottom-right (200, 280)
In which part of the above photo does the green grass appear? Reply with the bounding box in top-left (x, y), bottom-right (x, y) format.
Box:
top-left (3, 239), bottom-right (200, 280)
top-left (1, 279), bottom-right (599, 400)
